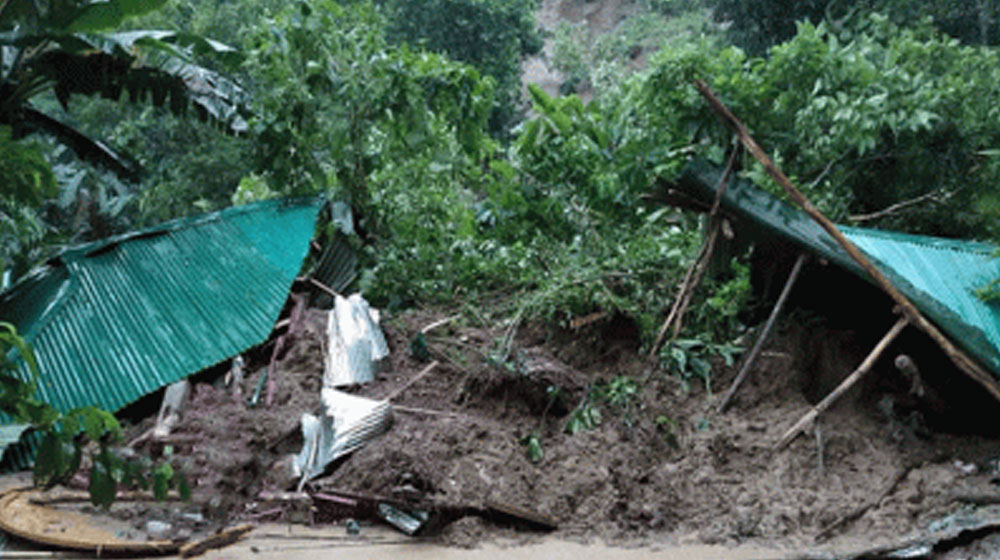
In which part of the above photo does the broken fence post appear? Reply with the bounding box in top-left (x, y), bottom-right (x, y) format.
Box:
top-left (775, 317), bottom-right (908, 450)
top-left (718, 253), bottom-right (808, 412)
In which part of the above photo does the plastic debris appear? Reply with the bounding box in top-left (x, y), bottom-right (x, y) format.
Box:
top-left (324, 294), bottom-right (389, 387)
top-left (153, 380), bottom-right (190, 439)
top-left (227, 355), bottom-right (245, 398)
top-left (294, 389), bottom-right (392, 484)
top-left (377, 503), bottom-right (429, 536)
top-left (0, 424), bottom-right (29, 462)
top-left (145, 520), bottom-right (173, 540)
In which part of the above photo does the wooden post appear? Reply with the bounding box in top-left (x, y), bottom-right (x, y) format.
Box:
top-left (694, 79), bottom-right (1000, 405)
top-left (718, 253), bottom-right (808, 412)
top-left (775, 317), bottom-right (908, 450)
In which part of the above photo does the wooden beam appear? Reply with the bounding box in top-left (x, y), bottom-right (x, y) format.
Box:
top-left (718, 253), bottom-right (808, 412)
top-left (694, 79), bottom-right (1000, 404)
top-left (775, 317), bottom-right (908, 450)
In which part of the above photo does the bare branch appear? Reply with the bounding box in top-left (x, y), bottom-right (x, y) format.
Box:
top-left (849, 189), bottom-right (955, 223)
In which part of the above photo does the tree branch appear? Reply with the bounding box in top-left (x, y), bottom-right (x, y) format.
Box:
top-left (849, 189), bottom-right (955, 224)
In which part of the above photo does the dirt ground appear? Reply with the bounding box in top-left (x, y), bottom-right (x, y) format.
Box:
top-left (107, 296), bottom-right (1000, 558)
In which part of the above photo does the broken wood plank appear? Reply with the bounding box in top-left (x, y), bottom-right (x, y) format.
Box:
top-left (694, 79), bottom-right (1000, 405)
top-left (179, 523), bottom-right (255, 558)
top-left (775, 317), bottom-right (908, 450)
top-left (719, 253), bottom-right (807, 412)
top-left (483, 500), bottom-right (558, 531)
top-left (308, 277), bottom-right (340, 299)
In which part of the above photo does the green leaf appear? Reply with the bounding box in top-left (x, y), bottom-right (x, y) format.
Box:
top-left (152, 462), bottom-right (174, 500)
top-left (520, 433), bottom-right (543, 463)
top-left (33, 432), bottom-right (68, 487)
top-left (175, 471), bottom-right (191, 501)
top-left (118, 0), bottom-right (169, 18)
top-left (89, 461), bottom-right (117, 509)
top-left (0, 322), bottom-right (40, 380)
top-left (66, 3), bottom-right (125, 33)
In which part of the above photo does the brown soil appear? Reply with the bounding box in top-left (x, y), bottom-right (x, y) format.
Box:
top-left (521, 0), bottom-right (645, 101)
top-left (127, 300), bottom-right (1000, 557)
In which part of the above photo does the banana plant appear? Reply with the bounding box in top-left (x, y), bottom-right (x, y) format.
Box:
top-left (0, 0), bottom-right (249, 180)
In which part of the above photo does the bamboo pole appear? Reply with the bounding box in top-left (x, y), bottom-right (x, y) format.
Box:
top-left (694, 79), bottom-right (1000, 404)
top-left (775, 317), bottom-right (909, 450)
top-left (718, 253), bottom-right (808, 412)
top-left (650, 145), bottom-right (739, 356)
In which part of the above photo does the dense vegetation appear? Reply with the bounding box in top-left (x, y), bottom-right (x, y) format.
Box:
top-left (5, 0), bottom-right (1000, 497)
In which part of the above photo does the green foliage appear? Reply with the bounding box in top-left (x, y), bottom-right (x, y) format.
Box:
top-left (379, 0), bottom-right (542, 134)
top-left (244, 0), bottom-right (495, 230)
top-left (1, 321), bottom-right (184, 507)
top-left (565, 376), bottom-right (639, 434)
top-left (0, 128), bottom-right (57, 283)
top-left (231, 173), bottom-right (275, 206)
top-left (707, 0), bottom-right (1000, 54)
top-left (1, 1), bottom-right (248, 179)
top-left (519, 432), bottom-right (544, 463)
top-left (654, 414), bottom-right (679, 447)
top-left (565, 396), bottom-right (601, 434)
top-left (640, 16), bottom-right (1000, 239)
top-left (660, 337), bottom-right (741, 393)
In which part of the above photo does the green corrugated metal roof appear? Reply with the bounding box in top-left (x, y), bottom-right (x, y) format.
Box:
top-left (0, 197), bottom-right (323, 467)
top-left (675, 160), bottom-right (1000, 378)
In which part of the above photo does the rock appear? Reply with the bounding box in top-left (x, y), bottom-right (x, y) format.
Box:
top-left (145, 520), bottom-right (173, 540)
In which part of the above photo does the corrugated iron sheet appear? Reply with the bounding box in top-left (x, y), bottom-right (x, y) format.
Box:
top-left (675, 160), bottom-right (1000, 378)
top-left (0, 198), bottom-right (323, 467)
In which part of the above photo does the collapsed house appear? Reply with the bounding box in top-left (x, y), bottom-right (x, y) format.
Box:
top-left (668, 159), bottom-right (1000, 434)
top-left (0, 198), bottom-right (325, 467)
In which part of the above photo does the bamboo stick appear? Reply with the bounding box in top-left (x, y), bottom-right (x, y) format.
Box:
top-left (650, 145), bottom-right (739, 356)
top-left (718, 253), bottom-right (808, 412)
top-left (775, 317), bottom-right (908, 449)
top-left (694, 79), bottom-right (1000, 404)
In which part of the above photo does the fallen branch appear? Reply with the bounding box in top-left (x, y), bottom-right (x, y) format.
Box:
top-left (849, 189), bottom-right (954, 224)
top-left (694, 79), bottom-right (1000, 404)
top-left (385, 361), bottom-right (440, 402)
top-left (775, 317), bottom-right (908, 450)
top-left (179, 524), bottom-right (255, 558)
top-left (393, 405), bottom-right (485, 421)
top-left (421, 315), bottom-right (459, 334)
top-left (718, 253), bottom-right (808, 412)
top-left (815, 462), bottom-right (918, 542)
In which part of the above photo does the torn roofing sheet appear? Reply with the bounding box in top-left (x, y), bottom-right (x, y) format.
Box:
top-left (0, 197), bottom-right (324, 467)
top-left (674, 159), bottom-right (1000, 380)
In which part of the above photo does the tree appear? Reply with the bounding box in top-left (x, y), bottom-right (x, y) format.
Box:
top-left (0, 0), bottom-right (251, 280)
top-left (0, 0), bottom-right (249, 180)
top-left (378, 0), bottom-right (543, 134)
top-left (243, 0), bottom-right (495, 233)
top-left (706, 0), bottom-right (1000, 55)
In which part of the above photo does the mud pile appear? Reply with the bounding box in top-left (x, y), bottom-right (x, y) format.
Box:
top-left (127, 303), bottom-right (1000, 555)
